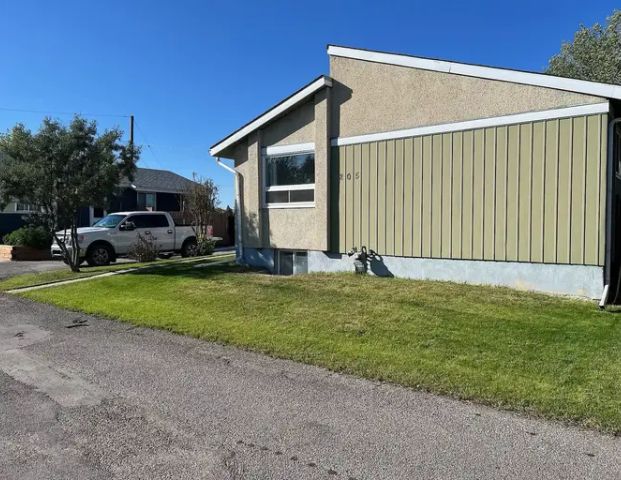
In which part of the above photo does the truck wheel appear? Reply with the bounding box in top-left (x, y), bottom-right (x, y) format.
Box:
top-left (86, 243), bottom-right (113, 267)
top-left (181, 238), bottom-right (198, 257)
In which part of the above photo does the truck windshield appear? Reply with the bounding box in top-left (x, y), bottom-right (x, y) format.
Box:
top-left (93, 214), bottom-right (125, 228)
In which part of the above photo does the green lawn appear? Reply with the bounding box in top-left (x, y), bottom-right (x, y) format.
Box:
top-left (0, 253), bottom-right (234, 291)
top-left (15, 261), bottom-right (621, 432)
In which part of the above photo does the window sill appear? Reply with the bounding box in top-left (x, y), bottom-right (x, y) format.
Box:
top-left (262, 202), bottom-right (315, 209)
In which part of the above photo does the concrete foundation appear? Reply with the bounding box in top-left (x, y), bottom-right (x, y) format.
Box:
top-left (242, 248), bottom-right (603, 299)
top-left (242, 248), bottom-right (275, 271)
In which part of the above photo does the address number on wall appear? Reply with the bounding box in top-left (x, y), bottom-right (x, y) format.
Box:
top-left (339, 172), bottom-right (360, 181)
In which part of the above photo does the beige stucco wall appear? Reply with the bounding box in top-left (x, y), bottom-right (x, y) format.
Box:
top-left (329, 56), bottom-right (605, 138)
top-left (234, 90), bottom-right (330, 251)
top-left (233, 137), bottom-right (260, 248)
top-left (261, 100), bottom-right (315, 147)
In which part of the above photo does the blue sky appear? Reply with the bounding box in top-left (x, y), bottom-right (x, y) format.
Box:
top-left (0, 1), bottom-right (617, 207)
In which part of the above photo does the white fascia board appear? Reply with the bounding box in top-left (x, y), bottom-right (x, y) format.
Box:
top-left (262, 142), bottom-right (315, 156)
top-left (331, 102), bottom-right (609, 147)
top-left (328, 46), bottom-right (621, 100)
top-left (210, 77), bottom-right (332, 157)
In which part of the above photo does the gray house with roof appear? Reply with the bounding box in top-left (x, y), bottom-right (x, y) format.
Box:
top-left (1, 167), bottom-right (197, 236)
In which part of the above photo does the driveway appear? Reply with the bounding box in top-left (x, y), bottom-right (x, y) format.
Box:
top-left (0, 259), bottom-right (65, 279)
top-left (1, 294), bottom-right (620, 479)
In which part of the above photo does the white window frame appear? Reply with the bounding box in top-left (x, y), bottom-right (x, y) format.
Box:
top-left (261, 143), bottom-right (316, 209)
top-left (14, 202), bottom-right (38, 213)
top-left (137, 191), bottom-right (157, 211)
top-left (89, 206), bottom-right (108, 226)
top-left (275, 250), bottom-right (308, 275)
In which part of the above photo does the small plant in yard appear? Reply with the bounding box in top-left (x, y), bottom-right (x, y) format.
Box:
top-left (196, 237), bottom-right (216, 256)
top-left (3, 225), bottom-right (52, 249)
top-left (127, 233), bottom-right (158, 262)
top-left (181, 174), bottom-right (219, 254)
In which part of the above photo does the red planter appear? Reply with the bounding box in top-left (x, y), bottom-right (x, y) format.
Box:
top-left (0, 245), bottom-right (52, 261)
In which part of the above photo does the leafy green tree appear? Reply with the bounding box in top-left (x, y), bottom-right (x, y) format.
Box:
top-left (0, 116), bottom-right (140, 271)
top-left (546, 11), bottom-right (621, 84)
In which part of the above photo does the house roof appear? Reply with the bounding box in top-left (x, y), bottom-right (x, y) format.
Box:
top-left (327, 44), bottom-right (621, 100)
top-left (209, 75), bottom-right (332, 157)
top-left (120, 167), bottom-right (196, 194)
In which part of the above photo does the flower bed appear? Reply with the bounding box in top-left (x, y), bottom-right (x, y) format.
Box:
top-left (0, 245), bottom-right (52, 261)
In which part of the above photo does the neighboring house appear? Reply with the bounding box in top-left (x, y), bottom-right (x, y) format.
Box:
top-left (89, 167), bottom-right (198, 226)
top-left (210, 44), bottom-right (621, 301)
top-left (0, 200), bottom-right (40, 238)
top-left (0, 168), bottom-right (196, 235)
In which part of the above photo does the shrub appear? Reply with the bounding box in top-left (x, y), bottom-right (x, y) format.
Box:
top-left (3, 226), bottom-right (52, 249)
top-left (127, 233), bottom-right (159, 262)
top-left (197, 237), bottom-right (216, 256)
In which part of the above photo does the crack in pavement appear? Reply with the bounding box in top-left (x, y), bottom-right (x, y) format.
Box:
top-left (0, 323), bottom-right (103, 408)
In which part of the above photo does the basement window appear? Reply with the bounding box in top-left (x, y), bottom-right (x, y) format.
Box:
top-left (276, 250), bottom-right (308, 275)
top-left (263, 151), bottom-right (315, 208)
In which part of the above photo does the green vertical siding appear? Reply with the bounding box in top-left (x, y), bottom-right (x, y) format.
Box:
top-left (403, 138), bottom-right (414, 257)
top-left (442, 133), bottom-right (453, 258)
top-left (483, 128), bottom-right (496, 260)
top-left (495, 126), bottom-right (508, 261)
top-left (369, 143), bottom-right (378, 251)
top-left (377, 142), bottom-right (386, 253)
top-left (472, 130), bottom-right (484, 259)
top-left (462, 131), bottom-right (474, 259)
top-left (543, 120), bottom-right (559, 263)
top-left (330, 113), bottom-right (607, 266)
top-left (412, 137), bottom-right (423, 257)
top-left (422, 136), bottom-right (432, 257)
top-left (394, 139), bottom-right (404, 256)
top-left (530, 122), bottom-right (545, 263)
top-left (599, 115), bottom-right (608, 267)
top-left (451, 132), bottom-right (463, 259)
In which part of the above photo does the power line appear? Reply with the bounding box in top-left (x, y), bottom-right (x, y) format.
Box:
top-left (0, 106), bottom-right (130, 118)
top-left (134, 121), bottom-right (166, 170)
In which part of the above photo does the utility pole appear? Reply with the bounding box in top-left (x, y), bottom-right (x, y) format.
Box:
top-left (129, 114), bottom-right (134, 145)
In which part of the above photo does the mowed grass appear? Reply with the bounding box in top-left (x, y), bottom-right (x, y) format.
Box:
top-left (18, 262), bottom-right (621, 432)
top-left (0, 254), bottom-right (233, 291)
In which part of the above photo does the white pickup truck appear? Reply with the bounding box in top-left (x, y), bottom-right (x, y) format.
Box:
top-left (51, 211), bottom-right (201, 266)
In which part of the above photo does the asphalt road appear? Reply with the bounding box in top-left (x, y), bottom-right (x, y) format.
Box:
top-left (1, 294), bottom-right (620, 479)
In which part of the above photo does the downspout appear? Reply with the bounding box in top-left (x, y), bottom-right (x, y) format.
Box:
top-left (601, 116), bottom-right (621, 308)
top-left (215, 157), bottom-right (243, 264)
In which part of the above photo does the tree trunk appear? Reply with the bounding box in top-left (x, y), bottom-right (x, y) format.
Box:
top-left (69, 220), bottom-right (81, 272)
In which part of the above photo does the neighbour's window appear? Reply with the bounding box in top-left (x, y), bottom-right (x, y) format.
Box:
top-left (129, 214), bottom-right (169, 229)
top-left (15, 202), bottom-right (38, 212)
top-left (264, 152), bottom-right (315, 206)
top-left (93, 207), bottom-right (105, 218)
top-left (137, 192), bottom-right (156, 211)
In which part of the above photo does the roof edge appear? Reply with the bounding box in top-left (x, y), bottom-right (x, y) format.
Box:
top-left (327, 44), bottom-right (621, 100)
top-left (210, 75), bottom-right (332, 157)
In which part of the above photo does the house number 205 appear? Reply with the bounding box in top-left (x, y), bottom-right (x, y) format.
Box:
top-left (339, 172), bottom-right (360, 181)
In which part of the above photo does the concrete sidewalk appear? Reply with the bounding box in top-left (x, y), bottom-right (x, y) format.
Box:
top-left (1, 294), bottom-right (619, 479)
